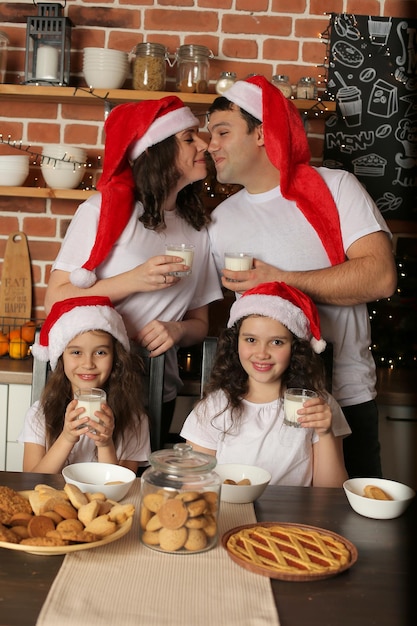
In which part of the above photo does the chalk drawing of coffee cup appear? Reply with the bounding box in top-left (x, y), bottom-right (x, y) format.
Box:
top-left (337, 86), bottom-right (362, 127)
top-left (368, 17), bottom-right (392, 46)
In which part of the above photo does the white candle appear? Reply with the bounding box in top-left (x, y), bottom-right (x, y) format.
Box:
top-left (36, 45), bottom-right (59, 79)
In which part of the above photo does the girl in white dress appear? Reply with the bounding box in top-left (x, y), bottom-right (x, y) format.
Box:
top-left (181, 281), bottom-right (350, 487)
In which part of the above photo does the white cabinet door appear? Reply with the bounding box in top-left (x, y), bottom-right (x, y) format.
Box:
top-left (6, 384), bottom-right (31, 471)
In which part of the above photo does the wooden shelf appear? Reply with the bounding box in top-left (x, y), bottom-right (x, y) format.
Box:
top-left (0, 186), bottom-right (96, 200)
top-left (0, 84), bottom-right (335, 115)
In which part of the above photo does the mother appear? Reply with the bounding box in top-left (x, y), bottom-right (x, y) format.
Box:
top-left (45, 96), bottom-right (223, 446)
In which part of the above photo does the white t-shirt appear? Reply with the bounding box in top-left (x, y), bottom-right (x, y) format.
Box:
top-left (52, 193), bottom-right (223, 401)
top-left (180, 390), bottom-right (351, 486)
top-left (208, 167), bottom-right (391, 407)
top-left (18, 401), bottom-right (151, 465)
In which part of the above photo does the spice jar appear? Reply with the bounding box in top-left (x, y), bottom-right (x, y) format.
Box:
top-left (0, 31), bottom-right (9, 84)
top-left (175, 44), bottom-right (213, 93)
top-left (131, 42), bottom-right (168, 91)
top-left (296, 76), bottom-right (317, 100)
top-left (139, 443), bottom-right (221, 553)
top-left (215, 71), bottom-right (237, 95)
top-left (271, 75), bottom-right (292, 98)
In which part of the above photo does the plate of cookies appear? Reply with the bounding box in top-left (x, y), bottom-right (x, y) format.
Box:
top-left (0, 484), bottom-right (135, 555)
top-left (222, 522), bottom-right (358, 581)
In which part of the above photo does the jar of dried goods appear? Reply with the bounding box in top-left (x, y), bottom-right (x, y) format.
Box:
top-left (215, 71), bottom-right (237, 95)
top-left (296, 76), bottom-right (317, 100)
top-left (139, 443), bottom-right (221, 553)
top-left (131, 42), bottom-right (168, 91)
top-left (175, 44), bottom-right (213, 94)
top-left (271, 75), bottom-right (292, 98)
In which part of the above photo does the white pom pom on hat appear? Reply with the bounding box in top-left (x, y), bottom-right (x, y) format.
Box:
top-left (31, 296), bottom-right (130, 370)
top-left (227, 281), bottom-right (326, 354)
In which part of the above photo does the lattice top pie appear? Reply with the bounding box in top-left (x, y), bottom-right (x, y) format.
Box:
top-left (226, 524), bottom-right (351, 576)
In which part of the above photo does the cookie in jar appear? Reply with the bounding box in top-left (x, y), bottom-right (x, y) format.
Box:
top-left (139, 444), bottom-right (220, 553)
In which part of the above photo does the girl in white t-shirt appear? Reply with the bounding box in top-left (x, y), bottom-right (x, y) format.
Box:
top-left (19, 296), bottom-right (150, 474)
top-left (181, 282), bottom-right (350, 487)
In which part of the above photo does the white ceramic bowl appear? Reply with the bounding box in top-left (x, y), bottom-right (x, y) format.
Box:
top-left (62, 462), bottom-right (136, 501)
top-left (0, 154), bottom-right (29, 185)
top-left (215, 463), bottom-right (271, 503)
top-left (343, 477), bottom-right (415, 519)
top-left (41, 145), bottom-right (87, 189)
top-left (83, 67), bottom-right (127, 89)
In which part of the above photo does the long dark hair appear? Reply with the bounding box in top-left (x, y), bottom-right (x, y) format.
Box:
top-left (202, 317), bottom-right (327, 429)
top-left (39, 335), bottom-right (147, 459)
top-left (132, 134), bottom-right (209, 231)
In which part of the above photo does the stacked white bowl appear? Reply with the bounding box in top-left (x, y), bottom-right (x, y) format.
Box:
top-left (83, 47), bottom-right (129, 89)
top-left (0, 154), bottom-right (30, 186)
top-left (41, 144), bottom-right (87, 189)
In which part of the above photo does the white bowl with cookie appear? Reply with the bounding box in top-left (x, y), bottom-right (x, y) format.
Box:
top-left (62, 462), bottom-right (136, 502)
top-left (215, 464), bottom-right (271, 504)
top-left (343, 477), bottom-right (415, 519)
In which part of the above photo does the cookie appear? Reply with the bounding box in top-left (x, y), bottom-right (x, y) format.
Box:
top-left (158, 499), bottom-right (188, 530)
top-left (64, 483), bottom-right (89, 509)
top-left (108, 503), bottom-right (135, 524)
top-left (56, 518), bottom-right (84, 533)
top-left (84, 515), bottom-right (117, 537)
top-left (159, 526), bottom-right (188, 551)
top-left (145, 514), bottom-right (163, 532)
top-left (142, 493), bottom-right (165, 513)
top-left (185, 515), bottom-right (207, 529)
top-left (77, 500), bottom-right (100, 526)
top-left (57, 529), bottom-right (99, 543)
top-left (142, 530), bottom-right (160, 546)
top-left (363, 485), bottom-right (393, 500)
top-left (28, 515), bottom-right (56, 538)
top-left (20, 536), bottom-right (69, 547)
top-left (0, 523), bottom-right (20, 544)
top-left (187, 498), bottom-right (207, 518)
top-left (9, 512), bottom-right (33, 527)
top-left (0, 486), bottom-right (33, 524)
top-left (53, 501), bottom-right (78, 520)
top-left (184, 528), bottom-right (207, 551)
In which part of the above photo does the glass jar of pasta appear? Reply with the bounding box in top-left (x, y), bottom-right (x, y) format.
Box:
top-left (131, 42), bottom-right (168, 91)
top-left (175, 44), bottom-right (213, 93)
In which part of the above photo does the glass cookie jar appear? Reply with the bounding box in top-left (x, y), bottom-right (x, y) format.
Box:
top-left (215, 71), bottom-right (237, 95)
top-left (271, 75), bottom-right (292, 98)
top-left (175, 44), bottom-right (213, 93)
top-left (296, 76), bottom-right (317, 100)
top-left (139, 443), bottom-right (221, 553)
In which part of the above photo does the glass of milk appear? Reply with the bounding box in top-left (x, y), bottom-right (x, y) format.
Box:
top-left (283, 388), bottom-right (317, 428)
top-left (74, 388), bottom-right (106, 431)
top-left (224, 252), bottom-right (253, 281)
top-left (165, 243), bottom-right (194, 276)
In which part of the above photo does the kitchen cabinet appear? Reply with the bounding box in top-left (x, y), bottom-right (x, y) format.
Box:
top-left (0, 359), bottom-right (32, 471)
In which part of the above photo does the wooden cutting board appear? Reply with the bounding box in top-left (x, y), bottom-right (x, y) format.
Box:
top-left (0, 231), bottom-right (32, 323)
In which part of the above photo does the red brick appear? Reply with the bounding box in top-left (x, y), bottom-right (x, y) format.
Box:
top-left (145, 9), bottom-right (219, 31)
top-left (346, 0), bottom-right (380, 15)
top-left (222, 39), bottom-right (259, 59)
top-left (22, 217), bottom-right (57, 238)
top-left (222, 14), bottom-right (292, 36)
top-left (27, 123), bottom-right (61, 145)
top-left (295, 18), bottom-right (331, 39)
top-left (310, 0), bottom-right (343, 15)
top-left (237, 0), bottom-right (269, 10)
top-left (0, 216), bottom-right (19, 235)
top-left (263, 39), bottom-right (300, 61)
top-left (64, 124), bottom-right (99, 146)
top-left (271, 0), bottom-right (306, 12)
top-left (200, 0), bottom-right (233, 7)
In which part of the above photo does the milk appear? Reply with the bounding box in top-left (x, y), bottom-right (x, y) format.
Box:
top-left (165, 244), bottom-right (194, 276)
top-left (75, 388), bottom-right (106, 423)
top-left (224, 252), bottom-right (253, 271)
top-left (284, 389), bottom-right (317, 428)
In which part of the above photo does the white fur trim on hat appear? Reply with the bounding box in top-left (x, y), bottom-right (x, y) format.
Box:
top-left (222, 80), bottom-right (263, 121)
top-left (31, 303), bottom-right (130, 370)
top-left (129, 107), bottom-right (199, 161)
top-left (227, 294), bottom-right (326, 354)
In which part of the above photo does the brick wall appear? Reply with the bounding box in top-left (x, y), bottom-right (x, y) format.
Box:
top-left (0, 0), bottom-right (414, 317)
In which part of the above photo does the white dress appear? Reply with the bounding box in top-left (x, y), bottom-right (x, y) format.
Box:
top-left (180, 389), bottom-right (351, 486)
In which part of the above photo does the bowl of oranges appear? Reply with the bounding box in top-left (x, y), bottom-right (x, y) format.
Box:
top-left (0, 319), bottom-right (37, 359)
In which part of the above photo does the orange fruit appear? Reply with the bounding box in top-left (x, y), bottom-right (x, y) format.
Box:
top-left (21, 321), bottom-right (37, 343)
top-left (8, 337), bottom-right (29, 359)
top-left (8, 328), bottom-right (22, 341)
top-left (0, 331), bottom-right (9, 357)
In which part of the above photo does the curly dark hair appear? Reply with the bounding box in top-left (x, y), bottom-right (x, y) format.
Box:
top-left (132, 134), bottom-right (209, 232)
top-left (202, 317), bottom-right (327, 431)
top-left (39, 335), bottom-right (148, 461)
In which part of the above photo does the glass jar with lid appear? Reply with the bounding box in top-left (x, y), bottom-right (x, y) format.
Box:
top-left (139, 443), bottom-right (221, 553)
top-left (175, 44), bottom-right (213, 93)
top-left (0, 31), bottom-right (9, 84)
top-left (215, 71), bottom-right (237, 95)
top-left (271, 75), bottom-right (292, 98)
top-left (296, 76), bottom-right (317, 100)
top-left (131, 42), bottom-right (168, 91)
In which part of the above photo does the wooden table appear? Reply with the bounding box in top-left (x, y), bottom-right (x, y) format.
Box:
top-left (0, 471), bottom-right (415, 626)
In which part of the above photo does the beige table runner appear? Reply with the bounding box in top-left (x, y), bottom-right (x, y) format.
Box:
top-left (37, 481), bottom-right (279, 626)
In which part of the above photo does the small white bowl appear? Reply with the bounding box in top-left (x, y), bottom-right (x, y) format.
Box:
top-left (0, 154), bottom-right (29, 186)
top-left (83, 67), bottom-right (127, 89)
top-left (62, 462), bottom-right (136, 501)
top-left (343, 477), bottom-right (415, 520)
top-left (215, 463), bottom-right (271, 503)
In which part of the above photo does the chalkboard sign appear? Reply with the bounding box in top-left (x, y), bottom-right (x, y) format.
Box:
top-left (324, 13), bottom-right (417, 221)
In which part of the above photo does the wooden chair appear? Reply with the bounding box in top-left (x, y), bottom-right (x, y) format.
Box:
top-left (30, 331), bottom-right (165, 452)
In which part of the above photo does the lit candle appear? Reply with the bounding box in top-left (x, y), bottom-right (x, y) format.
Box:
top-left (36, 45), bottom-right (59, 79)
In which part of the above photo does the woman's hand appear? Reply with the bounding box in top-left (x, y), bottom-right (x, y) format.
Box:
top-left (296, 396), bottom-right (332, 435)
top-left (135, 319), bottom-right (180, 355)
top-left (126, 255), bottom-right (186, 293)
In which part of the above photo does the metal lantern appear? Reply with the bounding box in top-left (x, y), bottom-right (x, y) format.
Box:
top-left (24, 1), bottom-right (73, 86)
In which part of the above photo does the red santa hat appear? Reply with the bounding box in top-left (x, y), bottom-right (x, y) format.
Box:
top-left (221, 76), bottom-right (345, 267)
top-left (227, 281), bottom-right (326, 354)
top-left (70, 97), bottom-right (199, 288)
top-left (31, 296), bottom-right (130, 370)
